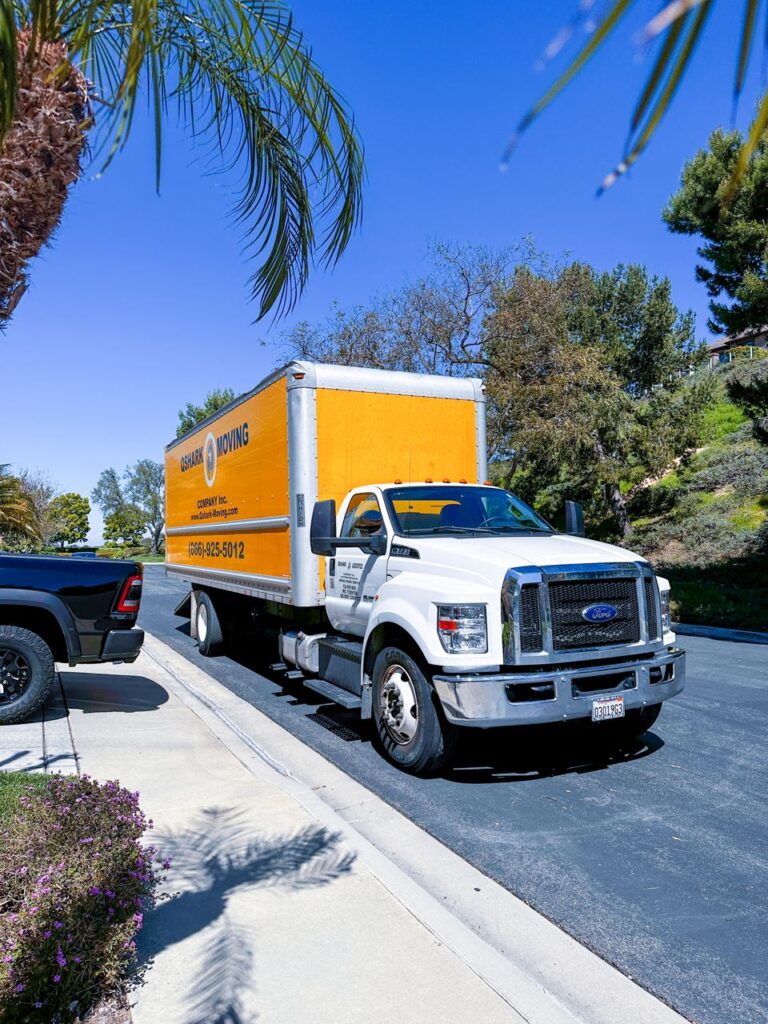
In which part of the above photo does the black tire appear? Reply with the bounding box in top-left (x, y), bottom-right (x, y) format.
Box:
top-left (372, 646), bottom-right (456, 776)
top-left (0, 625), bottom-right (55, 725)
top-left (195, 591), bottom-right (225, 657)
top-left (624, 702), bottom-right (662, 737)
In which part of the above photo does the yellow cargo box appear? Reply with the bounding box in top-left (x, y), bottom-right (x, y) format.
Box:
top-left (164, 361), bottom-right (486, 607)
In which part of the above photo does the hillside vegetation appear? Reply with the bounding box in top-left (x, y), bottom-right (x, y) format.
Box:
top-left (626, 395), bottom-right (768, 631)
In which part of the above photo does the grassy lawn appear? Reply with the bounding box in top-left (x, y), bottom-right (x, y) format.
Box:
top-left (133, 554), bottom-right (165, 563)
top-left (0, 771), bottom-right (48, 821)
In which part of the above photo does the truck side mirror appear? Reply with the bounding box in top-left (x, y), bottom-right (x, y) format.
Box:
top-left (367, 532), bottom-right (387, 556)
top-left (565, 500), bottom-right (585, 537)
top-left (310, 499), bottom-right (337, 556)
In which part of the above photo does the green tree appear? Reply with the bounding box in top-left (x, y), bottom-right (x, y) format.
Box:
top-left (726, 359), bottom-right (768, 442)
top-left (509, 1), bottom-right (768, 200)
top-left (49, 492), bottom-right (90, 548)
top-left (92, 469), bottom-right (125, 518)
top-left (0, 0), bottom-right (363, 326)
top-left (567, 263), bottom-right (702, 395)
top-left (103, 505), bottom-right (147, 546)
top-left (124, 460), bottom-right (164, 553)
top-left (0, 466), bottom-right (37, 544)
top-left (176, 389), bottom-right (237, 438)
top-left (664, 127), bottom-right (768, 336)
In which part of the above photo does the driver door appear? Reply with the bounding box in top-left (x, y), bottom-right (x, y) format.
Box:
top-left (325, 492), bottom-right (388, 636)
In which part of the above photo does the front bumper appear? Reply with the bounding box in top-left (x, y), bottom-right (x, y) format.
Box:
top-left (433, 647), bottom-right (685, 727)
top-left (100, 628), bottom-right (145, 663)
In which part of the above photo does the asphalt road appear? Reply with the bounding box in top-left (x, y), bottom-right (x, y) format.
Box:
top-left (138, 565), bottom-right (768, 1024)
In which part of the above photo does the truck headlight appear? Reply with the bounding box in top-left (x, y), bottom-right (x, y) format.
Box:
top-left (659, 588), bottom-right (672, 632)
top-left (437, 604), bottom-right (488, 653)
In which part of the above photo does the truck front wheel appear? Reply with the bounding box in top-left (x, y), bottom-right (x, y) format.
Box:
top-left (372, 647), bottom-right (456, 776)
top-left (195, 592), bottom-right (225, 657)
top-left (0, 626), bottom-right (55, 725)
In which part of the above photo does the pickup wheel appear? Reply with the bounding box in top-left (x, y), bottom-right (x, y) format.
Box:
top-left (0, 626), bottom-right (55, 725)
top-left (195, 592), bottom-right (224, 657)
top-left (372, 647), bottom-right (456, 776)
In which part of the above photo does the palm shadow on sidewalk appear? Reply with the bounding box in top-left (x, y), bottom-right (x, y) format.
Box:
top-left (138, 807), bottom-right (355, 1024)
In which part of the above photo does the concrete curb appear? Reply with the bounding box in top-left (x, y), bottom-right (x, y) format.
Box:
top-left (141, 632), bottom-right (690, 1024)
top-left (674, 622), bottom-right (768, 645)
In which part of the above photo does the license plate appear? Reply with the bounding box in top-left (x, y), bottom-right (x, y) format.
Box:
top-left (591, 695), bottom-right (625, 722)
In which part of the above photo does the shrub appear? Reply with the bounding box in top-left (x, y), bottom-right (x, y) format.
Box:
top-left (0, 775), bottom-right (163, 1023)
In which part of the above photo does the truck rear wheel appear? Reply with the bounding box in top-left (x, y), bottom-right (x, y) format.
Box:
top-left (372, 647), bottom-right (456, 776)
top-left (195, 592), bottom-right (225, 657)
top-left (0, 626), bottom-right (55, 725)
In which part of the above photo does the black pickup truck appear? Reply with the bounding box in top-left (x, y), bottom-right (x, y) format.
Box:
top-left (0, 553), bottom-right (144, 724)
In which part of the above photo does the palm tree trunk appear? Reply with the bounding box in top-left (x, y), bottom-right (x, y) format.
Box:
top-left (0, 30), bottom-right (89, 324)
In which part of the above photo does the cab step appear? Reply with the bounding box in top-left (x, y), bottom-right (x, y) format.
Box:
top-left (269, 662), bottom-right (288, 672)
top-left (285, 670), bottom-right (305, 681)
top-left (303, 677), bottom-right (362, 710)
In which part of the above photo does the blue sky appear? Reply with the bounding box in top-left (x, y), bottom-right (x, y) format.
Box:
top-left (4, 0), bottom-right (758, 541)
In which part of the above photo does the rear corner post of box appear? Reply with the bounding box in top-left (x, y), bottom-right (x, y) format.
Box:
top-left (286, 364), bottom-right (322, 607)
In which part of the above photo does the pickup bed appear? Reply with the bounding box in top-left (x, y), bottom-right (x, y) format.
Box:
top-left (0, 553), bottom-right (144, 724)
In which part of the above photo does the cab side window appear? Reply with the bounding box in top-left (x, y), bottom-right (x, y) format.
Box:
top-left (341, 493), bottom-right (385, 539)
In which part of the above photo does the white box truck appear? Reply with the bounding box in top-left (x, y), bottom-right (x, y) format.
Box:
top-left (165, 361), bottom-right (685, 774)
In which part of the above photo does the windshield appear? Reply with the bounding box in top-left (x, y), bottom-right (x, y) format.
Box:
top-left (384, 485), bottom-right (553, 537)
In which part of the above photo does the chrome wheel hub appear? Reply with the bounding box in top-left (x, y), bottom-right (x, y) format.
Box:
top-left (197, 604), bottom-right (208, 643)
top-left (380, 664), bottom-right (419, 745)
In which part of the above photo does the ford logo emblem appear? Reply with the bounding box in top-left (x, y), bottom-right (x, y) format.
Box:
top-left (582, 603), bottom-right (618, 623)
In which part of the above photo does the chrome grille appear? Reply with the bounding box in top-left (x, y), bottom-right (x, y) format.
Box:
top-left (548, 578), bottom-right (640, 651)
top-left (519, 584), bottom-right (543, 653)
top-left (644, 577), bottom-right (660, 640)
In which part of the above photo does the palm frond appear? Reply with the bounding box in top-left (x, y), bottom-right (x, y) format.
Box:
top-left (734, 0), bottom-right (759, 106)
top-left (1, 0), bottom-right (363, 318)
top-left (503, 0), bottom-right (634, 166)
top-left (510, 0), bottom-right (768, 199)
top-left (600, 1), bottom-right (712, 193)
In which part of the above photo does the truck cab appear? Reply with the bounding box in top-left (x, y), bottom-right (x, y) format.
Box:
top-left (298, 481), bottom-right (684, 773)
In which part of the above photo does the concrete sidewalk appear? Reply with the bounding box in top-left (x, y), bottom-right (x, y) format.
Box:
top-left (0, 638), bottom-right (690, 1024)
top-left (13, 655), bottom-right (526, 1024)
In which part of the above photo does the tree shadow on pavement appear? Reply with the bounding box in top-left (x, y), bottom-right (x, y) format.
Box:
top-left (139, 807), bottom-right (355, 1024)
top-left (448, 723), bottom-right (664, 783)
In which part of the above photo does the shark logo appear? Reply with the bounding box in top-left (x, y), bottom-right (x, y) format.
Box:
top-left (204, 432), bottom-right (217, 488)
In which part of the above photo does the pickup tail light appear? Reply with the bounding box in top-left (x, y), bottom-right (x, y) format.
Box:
top-left (116, 573), bottom-right (143, 614)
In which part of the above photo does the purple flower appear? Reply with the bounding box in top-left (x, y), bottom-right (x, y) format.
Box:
top-left (52, 974), bottom-right (61, 984)
top-left (13, 983), bottom-right (25, 994)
